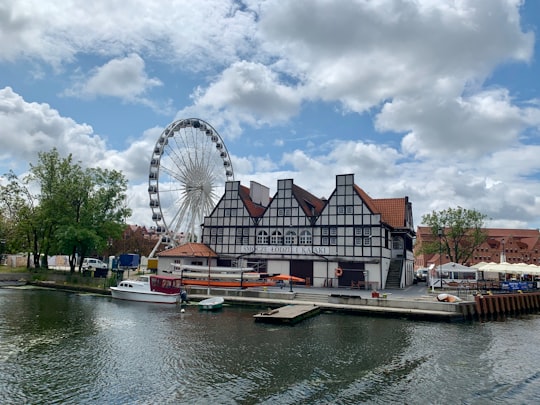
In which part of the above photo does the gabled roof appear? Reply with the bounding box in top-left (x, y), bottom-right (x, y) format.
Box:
top-left (239, 185), bottom-right (267, 217)
top-left (157, 243), bottom-right (217, 258)
top-left (292, 184), bottom-right (326, 217)
top-left (372, 197), bottom-right (410, 229)
top-left (353, 184), bottom-right (379, 214)
top-left (353, 185), bottom-right (410, 230)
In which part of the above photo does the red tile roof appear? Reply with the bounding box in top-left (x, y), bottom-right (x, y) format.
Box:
top-left (292, 184), bottom-right (327, 216)
top-left (239, 185), bottom-right (267, 217)
top-left (157, 243), bottom-right (217, 258)
top-left (373, 198), bottom-right (409, 229)
top-left (353, 185), bottom-right (410, 229)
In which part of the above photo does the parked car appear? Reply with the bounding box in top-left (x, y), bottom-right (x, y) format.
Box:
top-left (82, 258), bottom-right (108, 270)
top-left (415, 269), bottom-right (428, 282)
top-left (82, 258), bottom-right (109, 278)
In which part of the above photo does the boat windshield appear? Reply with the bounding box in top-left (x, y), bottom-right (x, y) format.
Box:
top-left (150, 276), bottom-right (181, 293)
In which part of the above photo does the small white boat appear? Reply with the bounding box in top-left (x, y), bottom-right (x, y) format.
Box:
top-left (110, 274), bottom-right (182, 304)
top-left (437, 293), bottom-right (462, 303)
top-left (198, 296), bottom-right (224, 310)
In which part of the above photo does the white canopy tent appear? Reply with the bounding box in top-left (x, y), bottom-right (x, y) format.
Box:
top-left (428, 262), bottom-right (478, 288)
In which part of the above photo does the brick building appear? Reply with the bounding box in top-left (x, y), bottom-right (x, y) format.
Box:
top-left (414, 227), bottom-right (540, 269)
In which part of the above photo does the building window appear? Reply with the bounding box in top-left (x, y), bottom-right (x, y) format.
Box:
top-left (322, 237), bottom-right (329, 245)
top-left (330, 237), bottom-right (337, 245)
top-left (346, 206), bottom-right (353, 214)
top-left (363, 227), bottom-right (371, 236)
top-left (363, 237), bottom-right (371, 246)
top-left (322, 227), bottom-right (329, 236)
top-left (257, 231), bottom-right (268, 244)
top-left (355, 237), bottom-right (362, 245)
top-left (330, 227), bottom-right (337, 236)
top-left (285, 230), bottom-right (297, 245)
top-left (299, 230), bottom-right (312, 245)
top-left (338, 206), bottom-right (345, 214)
top-left (271, 230), bottom-right (283, 245)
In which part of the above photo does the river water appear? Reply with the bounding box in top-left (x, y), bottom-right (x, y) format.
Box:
top-left (1, 287), bottom-right (539, 404)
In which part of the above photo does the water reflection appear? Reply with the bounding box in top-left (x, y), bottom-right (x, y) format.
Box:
top-left (1, 288), bottom-right (540, 404)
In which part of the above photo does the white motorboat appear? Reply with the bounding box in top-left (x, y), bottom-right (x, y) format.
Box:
top-left (198, 296), bottom-right (224, 310)
top-left (110, 274), bottom-right (182, 304)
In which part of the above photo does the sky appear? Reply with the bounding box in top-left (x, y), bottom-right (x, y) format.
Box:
top-left (1, 0), bottom-right (540, 232)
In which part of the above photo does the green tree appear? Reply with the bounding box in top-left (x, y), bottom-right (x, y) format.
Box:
top-left (419, 206), bottom-right (489, 265)
top-left (27, 149), bottom-right (132, 272)
top-left (0, 171), bottom-right (44, 268)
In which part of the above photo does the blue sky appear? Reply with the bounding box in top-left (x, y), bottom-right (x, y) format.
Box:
top-left (1, 0), bottom-right (540, 231)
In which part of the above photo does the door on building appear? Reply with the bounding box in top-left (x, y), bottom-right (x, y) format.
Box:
top-left (338, 262), bottom-right (366, 288)
top-left (291, 260), bottom-right (313, 286)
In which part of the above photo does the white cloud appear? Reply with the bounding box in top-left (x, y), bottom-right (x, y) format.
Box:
top-left (1, 0), bottom-right (540, 231)
top-left (258, 0), bottom-right (534, 112)
top-left (378, 88), bottom-right (538, 159)
top-left (0, 0), bottom-right (258, 69)
top-left (64, 54), bottom-right (165, 112)
top-left (0, 87), bottom-right (104, 168)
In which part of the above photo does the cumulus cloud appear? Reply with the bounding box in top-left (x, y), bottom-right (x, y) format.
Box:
top-left (0, 87), bottom-right (104, 168)
top-left (64, 54), bottom-right (166, 112)
top-left (0, 0), bottom-right (258, 69)
top-left (1, 0), bottom-right (540, 230)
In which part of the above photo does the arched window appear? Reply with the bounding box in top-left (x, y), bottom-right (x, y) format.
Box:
top-left (299, 230), bottom-right (312, 245)
top-left (285, 230), bottom-right (297, 245)
top-left (271, 230), bottom-right (283, 245)
top-left (257, 230), bottom-right (269, 244)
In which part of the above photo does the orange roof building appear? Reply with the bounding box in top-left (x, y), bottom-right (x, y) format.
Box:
top-left (415, 226), bottom-right (540, 269)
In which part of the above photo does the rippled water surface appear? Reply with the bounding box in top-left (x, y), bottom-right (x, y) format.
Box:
top-left (1, 287), bottom-right (540, 404)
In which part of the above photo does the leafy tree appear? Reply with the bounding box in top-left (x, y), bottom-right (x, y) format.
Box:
top-left (419, 206), bottom-right (489, 265)
top-left (0, 171), bottom-right (44, 268)
top-left (28, 149), bottom-right (131, 272)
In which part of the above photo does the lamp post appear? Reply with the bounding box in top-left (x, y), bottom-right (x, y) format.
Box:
top-left (438, 227), bottom-right (443, 289)
top-left (288, 224), bottom-right (293, 292)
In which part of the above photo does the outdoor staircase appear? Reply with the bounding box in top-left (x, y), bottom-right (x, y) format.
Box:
top-left (385, 259), bottom-right (403, 289)
top-left (293, 291), bottom-right (329, 303)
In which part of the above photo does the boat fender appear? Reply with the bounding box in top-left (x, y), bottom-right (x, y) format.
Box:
top-left (335, 267), bottom-right (343, 277)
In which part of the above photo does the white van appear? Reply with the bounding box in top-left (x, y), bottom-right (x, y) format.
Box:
top-left (82, 258), bottom-right (108, 270)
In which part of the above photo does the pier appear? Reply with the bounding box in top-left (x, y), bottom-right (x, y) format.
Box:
top-left (253, 304), bottom-right (320, 324)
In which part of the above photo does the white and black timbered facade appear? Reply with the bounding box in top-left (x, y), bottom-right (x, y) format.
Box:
top-left (202, 174), bottom-right (415, 289)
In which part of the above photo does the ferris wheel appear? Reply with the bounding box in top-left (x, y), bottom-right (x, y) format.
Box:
top-left (148, 118), bottom-right (234, 254)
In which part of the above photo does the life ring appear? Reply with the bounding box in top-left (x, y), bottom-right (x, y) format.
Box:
top-left (335, 267), bottom-right (343, 277)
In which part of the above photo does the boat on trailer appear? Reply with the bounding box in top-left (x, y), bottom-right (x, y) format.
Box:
top-left (167, 264), bottom-right (275, 288)
top-left (110, 274), bottom-right (182, 304)
top-left (198, 296), bottom-right (225, 310)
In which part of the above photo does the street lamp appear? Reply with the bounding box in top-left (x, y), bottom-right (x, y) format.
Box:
top-left (438, 227), bottom-right (443, 289)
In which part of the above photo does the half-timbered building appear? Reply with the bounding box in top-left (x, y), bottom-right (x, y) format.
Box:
top-left (201, 173), bottom-right (415, 289)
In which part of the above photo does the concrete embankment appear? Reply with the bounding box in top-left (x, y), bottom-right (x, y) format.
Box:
top-left (1, 273), bottom-right (469, 321)
top-left (185, 286), bottom-right (472, 322)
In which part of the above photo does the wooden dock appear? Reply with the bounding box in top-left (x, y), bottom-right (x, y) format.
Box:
top-left (254, 304), bottom-right (320, 325)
